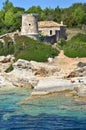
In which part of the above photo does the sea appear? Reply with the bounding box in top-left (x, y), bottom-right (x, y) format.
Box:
top-left (0, 87), bottom-right (86, 130)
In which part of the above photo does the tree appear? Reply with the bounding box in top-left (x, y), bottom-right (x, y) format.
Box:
top-left (72, 6), bottom-right (84, 27)
top-left (53, 6), bottom-right (61, 22)
top-left (3, 0), bottom-right (13, 12)
top-left (4, 8), bottom-right (15, 26)
top-left (44, 7), bottom-right (54, 21)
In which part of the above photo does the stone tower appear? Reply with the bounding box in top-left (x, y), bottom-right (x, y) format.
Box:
top-left (21, 14), bottom-right (39, 40)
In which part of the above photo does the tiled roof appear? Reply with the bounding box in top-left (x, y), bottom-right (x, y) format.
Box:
top-left (38, 21), bottom-right (64, 28)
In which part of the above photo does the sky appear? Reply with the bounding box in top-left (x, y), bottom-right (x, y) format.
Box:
top-left (0, 0), bottom-right (86, 10)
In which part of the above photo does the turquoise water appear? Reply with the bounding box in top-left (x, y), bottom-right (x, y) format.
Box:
top-left (0, 88), bottom-right (86, 129)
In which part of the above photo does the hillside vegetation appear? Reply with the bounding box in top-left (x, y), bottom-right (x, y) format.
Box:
top-left (62, 33), bottom-right (86, 57)
top-left (0, 35), bottom-right (58, 62)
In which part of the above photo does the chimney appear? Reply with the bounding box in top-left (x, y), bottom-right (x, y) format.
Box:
top-left (61, 21), bottom-right (63, 25)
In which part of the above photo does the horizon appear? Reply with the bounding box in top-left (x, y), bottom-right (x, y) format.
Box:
top-left (0, 0), bottom-right (86, 10)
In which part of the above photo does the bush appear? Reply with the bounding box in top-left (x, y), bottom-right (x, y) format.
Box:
top-left (71, 33), bottom-right (86, 42)
top-left (0, 37), bottom-right (14, 56)
top-left (59, 38), bottom-right (67, 47)
top-left (14, 35), bottom-right (59, 62)
top-left (5, 64), bottom-right (14, 73)
top-left (0, 35), bottom-right (58, 62)
top-left (63, 33), bottom-right (86, 57)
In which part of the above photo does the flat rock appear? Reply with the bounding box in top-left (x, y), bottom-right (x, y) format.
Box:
top-left (31, 77), bottom-right (74, 95)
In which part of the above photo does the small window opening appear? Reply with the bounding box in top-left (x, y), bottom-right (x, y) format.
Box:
top-left (29, 24), bottom-right (31, 26)
top-left (50, 30), bottom-right (52, 35)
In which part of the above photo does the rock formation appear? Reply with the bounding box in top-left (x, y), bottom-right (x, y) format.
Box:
top-left (0, 51), bottom-right (86, 97)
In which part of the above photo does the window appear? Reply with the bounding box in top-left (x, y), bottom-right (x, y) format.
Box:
top-left (50, 30), bottom-right (52, 35)
top-left (29, 24), bottom-right (31, 26)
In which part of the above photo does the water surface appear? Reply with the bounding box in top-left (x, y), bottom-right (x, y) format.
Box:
top-left (0, 88), bottom-right (86, 129)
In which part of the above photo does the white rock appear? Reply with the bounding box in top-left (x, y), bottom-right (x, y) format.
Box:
top-left (0, 56), bottom-right (6, 62)
top-left (0, 75), bottom-right (14, 89)
top-left (31, 77), bottom-right (74, 95)
top-left (48, 57), bottom-right (54, 63)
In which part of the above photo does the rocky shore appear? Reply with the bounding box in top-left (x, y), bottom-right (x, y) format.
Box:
top-left (0, 51), bottom-right (86, 99)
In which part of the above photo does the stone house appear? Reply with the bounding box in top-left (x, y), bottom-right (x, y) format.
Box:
top-left (38, 21), bottom-right (67, 40)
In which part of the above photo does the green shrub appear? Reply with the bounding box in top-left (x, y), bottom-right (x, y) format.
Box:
top-left (14, 35), bottom-right (59, 62)
top-left (0, 37), bottom-right (14, 56)
top-left (71, 33), bottom-right (86, 42)
top-left (0, 35), bottom-right (59, 62)
top-left (59, 38), bottom-right (67, 47)
top-left (5, 64), bottom-right (14, 73)
top-left (63, 33), bottom-right (86, 57)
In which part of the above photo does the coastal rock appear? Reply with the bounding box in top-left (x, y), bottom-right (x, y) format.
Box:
top-left (10, 59), bottom-right (61, 78)
top-left (0, 56), bottom-right (6, 63)
top-left (66, 66), bottom-right (86, 78)
top-left (13, 59), bottom-right (34, 70)
top-left (7, 59), bottom-right (60, 88)
top-left (66, 71), bottom-right (79, 78)
top-left (74, 84), bottom-right (86, 97)
top-left (0, 75), bottom-right (14, 89)
top-left (5, 59), bottom-right (38, 88)
top-left (31, 77), bottom-right (74, 95)
top-left (30, 61), bottom-right (60, 76)
top-left (69, 76), bottom-right (86, 97)
top-left (77, 62), bottom-right (86, 68)
top-left (11, 59), bottom-right (35, 78)
top-left (0, 55), bottom-right (15, 63)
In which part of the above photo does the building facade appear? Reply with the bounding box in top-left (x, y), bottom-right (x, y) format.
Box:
top-left (38, 21), bottom-right (67, 40)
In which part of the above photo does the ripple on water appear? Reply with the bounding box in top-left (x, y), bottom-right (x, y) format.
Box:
top-left (0, 114), bottom-right (86, 129)
top-left (0, 88), bottom-right (86, 129)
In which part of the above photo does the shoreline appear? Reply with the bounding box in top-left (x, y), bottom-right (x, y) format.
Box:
top-left (0, 51), bottom-right (86, 100)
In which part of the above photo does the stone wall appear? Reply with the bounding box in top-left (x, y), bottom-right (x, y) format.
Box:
top-left (39, 27), bottom-right (60, 36)
top-left (59, 26), bottom-right (67, 39)
top-left (40, 35), bottom-right (56, 44)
